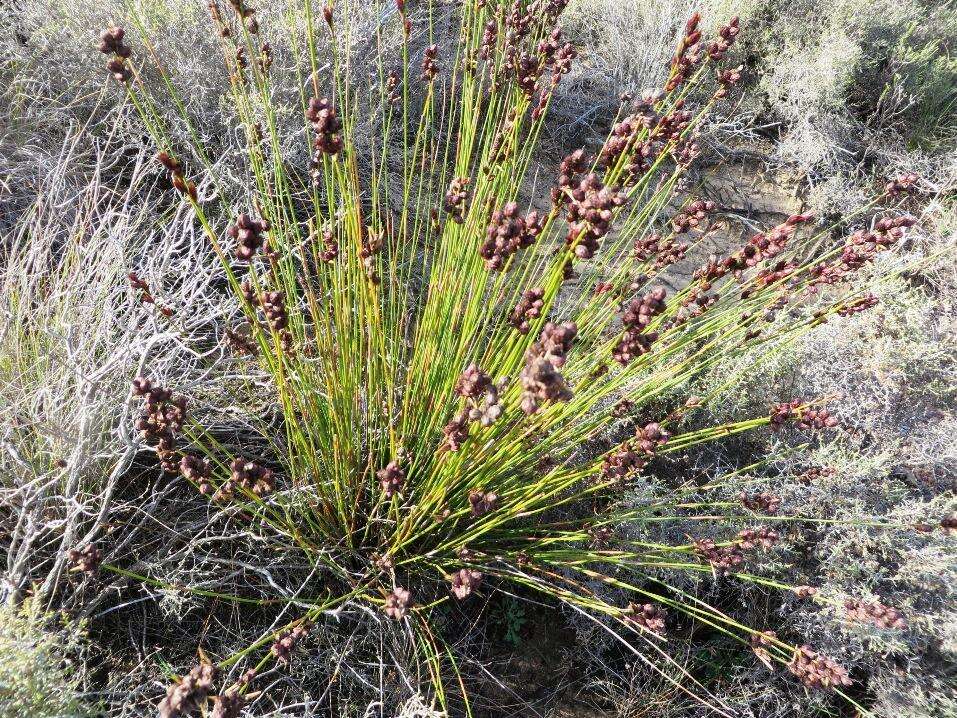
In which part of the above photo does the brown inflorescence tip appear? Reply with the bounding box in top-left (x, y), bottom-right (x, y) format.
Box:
top-left (158, 663), bottom-right (218, 718)
top-left (625, 602), bottom-right (667, 635)
top-left (377, 460), bottom-right (405, 498)
top-left (787, 646), bottom-right (852, 690)
top-left (450, 567), bottom-right (482, 599)
top-left (99, 27), bottom-right (132, 83)
top-left (384, 587), bottom-right (412, 619)
top-left (68, 544), bottom-right (102, 574)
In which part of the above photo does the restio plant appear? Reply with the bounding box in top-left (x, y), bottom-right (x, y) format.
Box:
top-left (67, 1), bottom-right (935, 715)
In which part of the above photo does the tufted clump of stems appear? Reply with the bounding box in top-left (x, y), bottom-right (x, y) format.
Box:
top-left (83, 1), bottom-right (926, 714)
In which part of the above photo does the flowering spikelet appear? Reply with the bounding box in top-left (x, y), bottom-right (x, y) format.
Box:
top-left (510, 287), bottom-right (545, 334)
top-left (270, 623), bottom-right (310, 663)
top-left (99, 27), bottom-right (132, 83)
top-left (844, 599), bottom-right (907, 629)
top-left (884, 172), bottom-right (919, 197)
top-left (737, 526), bottom-right (780, 550)
top-left (625, 602), bottom-right (667, 635)
top-left (600, 442), bottom-right (645, 484)
top-left (210, 692), bottom-right (244, 718)
top-left (707, 16), bottom-right (740, 60)
top-left (443, 177), bottom-right (470, 223)
top-left (384, 587), bottom-right (412, 619)
top-left (132, 377), bottom-right (187, 473)
top-left (751, 630), bottom-right (777, 662)
top-left (180, 454), bottom-right (215, 495)
top-left (671, 200), bottom-right (716, 234)
top-left (769, 400), bottom-right (838, 432)
top-left (739, 491), bottom-right (781, 515)
top-left (307, 97), bottom-right (343, 157)
top-left (666, 13), bottom-right (703, 91)
top-left (217, 458), bottom-right (276, 499)
top-left (450, 568), bottom-right (482, 599)
top-left (810, 215), bottom-right (915, 287)
top-left (613, 287), bottom-right (667, 364)
top-left (420, 45), bottom-right (440, 81)
top-left (520, 322), bottom-right (576, 414)
top-left (787, 646), bottom-right (852, 690)
top-left (259, 290), bottom-right (294, 354)
top-left (227, 213), bottom-right (269, 261)
top-left (694, 538), bottom-right (744, 574)
top-left (158, 664), bottom-right (218, 718)
top-left (634, 421), bottom-right (670, 454)
top-left (377, 460), bottom-right (405, 498)
top-left (565, 174), bottom-right (624, 259)
top-left (714, 65), bottom-right (743, 98)
top-left (68, 544), bottom-right (102, 573)
top-left (552, 148), bottom-right (587, 206)
top-left (468, 489), bottom-right (498, 517)
top-left (481, 202), bottom-right (545, 270)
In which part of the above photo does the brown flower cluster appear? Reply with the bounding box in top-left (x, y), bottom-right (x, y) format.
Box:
top-left (844, 599), bottom-right (907, 630)
top-left (481, 202), bottom-right (544, 270)
top-left (693, 538), bottom-right (744, 574)
top-left (714, 65), bottom-right (743, 99)
top-left (209, 458), bottom-right (275, 501)
top-left (787, 646), bottom-right (852, 690)
top-left (737, 526), bottom-right (780, 549)
top-left (729, 214), bottom-right (814, 271)
top-left (769, 400), bottom-right (838, 432)
top-left (750, 629), bottom-right (777, 661)
top-left (157, 151), bottom-right (197, 202)
top-left (227, 0), bottom-right (259, 33)
top-left (510, 287), bottom-right (545, 334)
top-left (443, 177), bottom-right (470, 223)
top-left (377, 460), bottom-right (405, 498)
top-left (244, 287), bottom-right (293, 354)
top-left (270, 623), bottom-right (310, 663)
top-left (634, 233), bottom-right (690, 270)
top-left (68, 544), bottom-right (102, 574)
top-left (132, 377), bottom-right (187, 473)
top-left (884, 172), bottom-right (919, 197)
top-left (520, 322), bottom-right (576, 414)
top-left (180, 454), bottom-right (214, 495)
top-left (613, 287), bottom-right (667, 364)
top-left (837, 294), bottom-right (878, 316)
top-left (666, 13), bottom-right (703, 91)
top-left (707, 16), bottom-right (740, 60)
top-left (552, 148), bottom-right (588, 206)
top-left (625, 602), bottom-right (667, 635)
top-left (671, 200), bottom-right (716, 234)
top-left (99, 27), bottom-right (132, 83)
top-left (811, 215), bottom-right (915, 287)
top-left (450, 567), bottom-right (482, 599)
top-left (225, 326), bottom-right (258, 355)
top-left (384, 587), bottom-right (412, 619)
top-left (227, 213), bottom-right (269, 261)
top-left (565, 174), bottom-right (624, 259)
top-left (739, 491), bottom-right (781, 515)
top-left (793, 585), bottom-right (819, 598)
top-left (798, 466), bottom-right (835, 484)
top-left (307, 96), bottom-right (343, 158)
top-left (469, 489), bottom-right (499, 517)
top-left (420, 45), bottom-right (439, 81)
top-left (158, 664), bottom-right (217, 718)
top-left (210, 692), bottom-right (244, 718)
top-left (600, 442), bottom-right (645, 483)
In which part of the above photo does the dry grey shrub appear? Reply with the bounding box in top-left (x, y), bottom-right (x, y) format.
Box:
top-left (632, 214), bottom-right (957, 717)
top-left (0, 132), bottom-right (246, 609)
